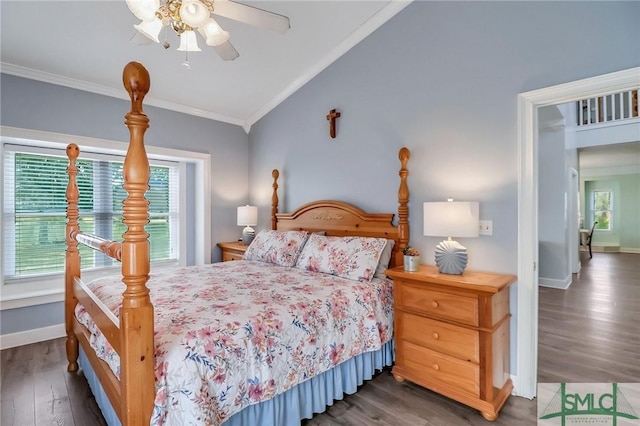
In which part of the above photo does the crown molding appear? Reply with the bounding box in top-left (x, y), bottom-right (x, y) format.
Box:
top-left (243, 0), bottom-right (414, 132)
top-left (0, 62), bottom-right (244, 127)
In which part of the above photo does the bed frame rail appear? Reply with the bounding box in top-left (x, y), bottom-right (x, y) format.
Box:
top-left (72, 231), bottom-right (122, 261)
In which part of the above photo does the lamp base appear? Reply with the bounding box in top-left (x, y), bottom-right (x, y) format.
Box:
top-left (242, 226), bottom-right (256, 245)
top-left (434, 239), bottom-right (468, 275)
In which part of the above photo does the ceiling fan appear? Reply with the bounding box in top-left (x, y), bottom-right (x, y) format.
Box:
top-left (126, 0), bottom-right (290, 62)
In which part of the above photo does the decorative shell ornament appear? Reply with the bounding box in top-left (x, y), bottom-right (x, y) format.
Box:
top-left (434, 239), bottom-right (468, 275)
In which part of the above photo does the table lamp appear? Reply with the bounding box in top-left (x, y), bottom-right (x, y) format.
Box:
top-left (237, 205), bottom-right (258, 245)
top-left (423, 199), bottom-right (479, 274)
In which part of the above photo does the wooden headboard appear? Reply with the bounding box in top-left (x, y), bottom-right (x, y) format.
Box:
top-left (270, 147), bottom-right (410, 268)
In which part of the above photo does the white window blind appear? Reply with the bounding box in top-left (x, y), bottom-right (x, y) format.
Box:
top-left (2, 144), bottom-right (179, 280)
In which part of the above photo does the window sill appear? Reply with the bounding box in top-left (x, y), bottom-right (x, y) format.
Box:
top-left (0, 288), bottom-right (65, 310)
top-left (0, 289), bottom-right (64, 311)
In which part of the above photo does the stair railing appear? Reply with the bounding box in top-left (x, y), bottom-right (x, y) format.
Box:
top-left (577, 89), bottom-right (638, 126)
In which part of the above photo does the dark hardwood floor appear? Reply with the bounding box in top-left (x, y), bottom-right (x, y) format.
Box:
top-left (1, 337), bottom-right (107, 426)
top-left (2, 252), bottom-right (637, 425)
top-left (538, 251), bottom-right (640, 384)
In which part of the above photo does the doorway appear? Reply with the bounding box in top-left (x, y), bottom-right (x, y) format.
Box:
top-left (515, 67), bottom-right (640, 399)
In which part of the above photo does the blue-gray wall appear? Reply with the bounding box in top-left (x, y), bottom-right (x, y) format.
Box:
top-left (1, 74), bottom-right (249, 335)
top-left (249, 1), bottom-right (640, 272)
top-left (248, 1), bottom-right (640, 373)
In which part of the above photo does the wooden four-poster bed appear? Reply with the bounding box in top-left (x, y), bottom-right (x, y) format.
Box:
top-left (64, 62), bottom-right (411, 425)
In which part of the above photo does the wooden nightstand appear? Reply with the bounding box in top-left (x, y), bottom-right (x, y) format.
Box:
top-left (384, 264), bottom-right (515, 421)
top-left (217, 241), bottom-right (249, 261)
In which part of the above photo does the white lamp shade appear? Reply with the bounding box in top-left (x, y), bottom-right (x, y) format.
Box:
top-left (199, 18), bottom-right (230, 46)
top-left (424, 201), bottom-right (479, 238)
top-left (126, 0), bottom-right (160, 22)
top-left (237, 205), bottom-right (258, 226)
top-left (134, 18), bottom-right (162, 43)
top-left (177, 30), bottom-right (201, 51)
top-left (179, 0), bottom-right (211, 28)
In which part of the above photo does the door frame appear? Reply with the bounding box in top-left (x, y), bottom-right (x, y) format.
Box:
top-left (569, 167), bottom-right (580, 275)
top-left (515, 67), bottom-right (640, 399)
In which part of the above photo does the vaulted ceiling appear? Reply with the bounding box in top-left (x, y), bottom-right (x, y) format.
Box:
top-left (1, 1), bottom-right (411, 132)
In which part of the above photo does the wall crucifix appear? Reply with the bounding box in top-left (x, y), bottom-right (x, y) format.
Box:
top-left (326, 109), bottom-right (341, 138)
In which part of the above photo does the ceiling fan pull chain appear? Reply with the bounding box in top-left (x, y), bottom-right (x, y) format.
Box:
top-left (163, 26), bottom-right (170, 50)
top-left (182, 50), bottom-right (191, 70)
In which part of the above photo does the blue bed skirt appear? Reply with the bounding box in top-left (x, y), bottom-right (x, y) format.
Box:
top-left (79, 339), bottom-right (394, 425)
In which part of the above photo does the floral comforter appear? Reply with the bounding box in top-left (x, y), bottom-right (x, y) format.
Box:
top-left (75, 260), bottom-right (394, 425)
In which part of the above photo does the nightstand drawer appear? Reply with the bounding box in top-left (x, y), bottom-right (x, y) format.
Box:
top-left (397, 311), bottom-right (479, 363)
top-left (217, 241), bottom-right (249, 262)
top-left (403, 341), bottom-right (479, 397)
top-left (222, 251), bottom-right (244, 261)
top-left (396, 282), bottom-right (479, 326)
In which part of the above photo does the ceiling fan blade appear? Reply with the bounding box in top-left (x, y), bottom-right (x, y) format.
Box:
top-left (213, 1), bottom-right (290, 34)
top-left (212, 40), bottom-right (240, 61)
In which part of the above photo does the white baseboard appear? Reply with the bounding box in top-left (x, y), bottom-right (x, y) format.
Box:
top-left (592, 244), bottom-right (620, 253)
top-left (0, 323), bottom-right (65, 350)
top-left (510, 373), bottom-right (534, 399)
top-left (539, 274), bottom-right (572, 289)
top-left (620, 248), bottom-right (640, 254)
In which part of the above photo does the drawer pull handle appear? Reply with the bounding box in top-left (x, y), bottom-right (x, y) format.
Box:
top-left (432, 363), bottom-right (440, 371)
top-left (432, 301), bottom-right (439, 309)
top-left (432, 332), bottom-right (439, 340)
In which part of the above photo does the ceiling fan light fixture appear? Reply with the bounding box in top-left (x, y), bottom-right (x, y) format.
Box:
top-left (200, 18), bottom-right (230, 46)
top-left (179, 0), bottom-right (210, 28)
top-left (177, 30), bottom-right (201, 52)
top-left (128, 0), bottom-right (290, 60)
top-left (206, 30), bottom-right (230, 47)
top-left (126, 0), bottom-right (160, 22)
top-left (201, 17), bottom-right (222, 35)
top-left (134, 18), bottom-right (163, 43)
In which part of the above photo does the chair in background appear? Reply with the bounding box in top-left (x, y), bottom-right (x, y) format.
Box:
top-left (585, 221), bottom-right (598, 258)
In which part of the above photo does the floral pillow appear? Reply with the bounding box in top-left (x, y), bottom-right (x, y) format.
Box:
top-left (243, 230), bottom-right (310, 267)
top-left (295, 234), bottom-right (388, 282)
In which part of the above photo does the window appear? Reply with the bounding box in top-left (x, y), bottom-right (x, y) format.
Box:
top-left (3, 144), bottom-right (179, 280)
top-left (1, 127), bottom-right (211, 310)
top-left (591, 190), bottom-right (612, 231)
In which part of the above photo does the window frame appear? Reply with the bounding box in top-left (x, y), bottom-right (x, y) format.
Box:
top-left (3, 144), bottom-right (180, 278)
top-left (0, 126), bottom-right (211, 310)
top-left (591, 189), bottom-right (613, 231)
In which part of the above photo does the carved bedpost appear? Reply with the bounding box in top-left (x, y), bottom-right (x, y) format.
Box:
top-left (397, 147), bottom-right (410, 262)
top-left (120, 61), bottom-right (155, 425)
top-left (271, 169), bottom-right (279, 230)
top-left (65, 143), bottom-right (80, 372)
